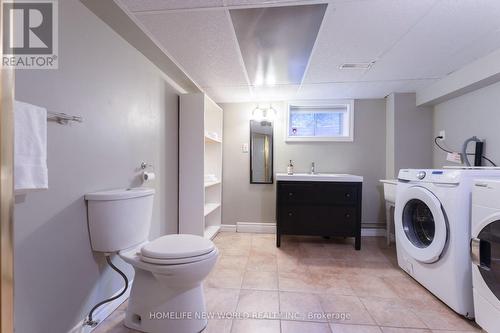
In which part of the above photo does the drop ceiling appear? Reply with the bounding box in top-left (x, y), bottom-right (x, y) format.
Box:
top-left (117, 0), bottom-right (500, 103)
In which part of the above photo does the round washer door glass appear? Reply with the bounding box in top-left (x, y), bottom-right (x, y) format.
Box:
top-left (403, 199), bottom-right (435, 248)
top-left (395, 186), bottom-right (448, 263)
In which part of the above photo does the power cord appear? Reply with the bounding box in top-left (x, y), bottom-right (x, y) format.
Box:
top-left (434, 136), bottom-right (497, 167)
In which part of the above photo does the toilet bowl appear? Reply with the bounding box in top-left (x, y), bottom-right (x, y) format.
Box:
top-left (85, 187), bottom-right (218, 333)
top-left (119, 235), bottom-right (218, 333)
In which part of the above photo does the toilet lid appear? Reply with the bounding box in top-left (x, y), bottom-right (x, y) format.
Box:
top-left (141, 234), bottom-right (215, 259)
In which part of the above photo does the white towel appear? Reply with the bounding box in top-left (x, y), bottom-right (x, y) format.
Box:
top-left (14, 101), bottom-right (48, 191)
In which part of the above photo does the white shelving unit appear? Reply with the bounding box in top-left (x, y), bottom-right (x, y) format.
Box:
top-left (179, 93), bottom-right (223, 239)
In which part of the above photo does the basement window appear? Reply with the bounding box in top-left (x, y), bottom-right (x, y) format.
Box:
top-left (286, 101), bottom-right (354, 142)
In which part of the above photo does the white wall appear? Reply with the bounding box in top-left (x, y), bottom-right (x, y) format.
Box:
top-left (13, 1), bottom-right (179, 332)
top-left (222, 99), bottom-right (387, 228)
top-left (433, 80), bottom-right (500, 168)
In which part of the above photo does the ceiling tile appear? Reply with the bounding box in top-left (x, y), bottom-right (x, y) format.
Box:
top-left (136, 10), bottom-right (248, 87)
top-left (204, 85), bottom-right (253, 103)
top-left (250, 85), bottom-right (300, 101)
top-left (120, 0), bottom-right (224, 12)
top-left (303, 0), bottom-right (437, 84)
top-left (363, 0), bottom-right (500, 81)
top-left (297, 79), bottom-right (437, 100)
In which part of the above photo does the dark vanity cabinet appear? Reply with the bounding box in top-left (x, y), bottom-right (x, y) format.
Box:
top-left (276, 181), bottom-right (362, 250)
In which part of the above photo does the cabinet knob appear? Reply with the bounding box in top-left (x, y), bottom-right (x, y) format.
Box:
top-left (345, 193), bottom-right (351, 198)
top-left (288, 212), bottom-right (293, 217)
top-left (345, 214), bottom-right (351, 219)
top-left (288, 192), bottom-right (294, 197)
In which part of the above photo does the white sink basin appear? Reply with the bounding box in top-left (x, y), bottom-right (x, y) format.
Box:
top-left (276, 173), bottom-right (363, 182)
top-left (380, 179), bottom-right (397, 203)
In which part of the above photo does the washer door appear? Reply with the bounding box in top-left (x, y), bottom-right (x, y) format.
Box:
top-left (396, 186), bottom-right (448, 263)
top-left (472, 219), bottom-right (500, 301)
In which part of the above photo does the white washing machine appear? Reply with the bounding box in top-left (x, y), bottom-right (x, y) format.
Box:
top-left (395, 168), bottom-right (500, 318)
top-left (471, 179), bottom-right (500, 333)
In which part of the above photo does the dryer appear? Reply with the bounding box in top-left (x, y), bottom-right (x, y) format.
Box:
top-left (395, 169), bottom-right (500, 318)
top-left (471, 179), bottom-right (500, 333)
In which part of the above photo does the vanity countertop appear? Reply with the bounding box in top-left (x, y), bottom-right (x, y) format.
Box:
top-left (276, 173), bottom-right (363, 182)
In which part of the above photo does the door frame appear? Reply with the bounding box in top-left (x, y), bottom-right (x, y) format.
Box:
top-left (0, 0), bottom-right (15, 331)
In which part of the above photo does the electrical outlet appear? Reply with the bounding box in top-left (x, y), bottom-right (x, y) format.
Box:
top-left (439, 130), bottom-right (446, 140)
top-left (241, 143), bottom-right (249, 153)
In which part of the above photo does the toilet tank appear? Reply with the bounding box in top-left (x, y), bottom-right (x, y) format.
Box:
top-left (85, 187), bottom-right (155, 253)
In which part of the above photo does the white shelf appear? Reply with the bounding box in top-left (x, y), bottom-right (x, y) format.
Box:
top-left (180, 93), bottom-right (222, 236)
top-left (204, 180), bottom-right (221, 187)
top-left (205, 135), bottom-right (222, 144)
top-left (204, 203), bottom-right (221, 216)
top-left (204, 225), bottom-right (221, 240)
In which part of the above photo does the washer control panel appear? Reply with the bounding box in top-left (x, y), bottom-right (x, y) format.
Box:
top-left (398, 169), bottom-right (461, 184)
top-left (417, 171), bottom-right (427, 180)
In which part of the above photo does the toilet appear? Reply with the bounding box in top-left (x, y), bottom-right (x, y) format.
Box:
top-left (85, 187), bottom-right (218, 333)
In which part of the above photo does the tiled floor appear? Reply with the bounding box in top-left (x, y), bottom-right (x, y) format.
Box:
top-left (95, 232), bottom-right (482, 333)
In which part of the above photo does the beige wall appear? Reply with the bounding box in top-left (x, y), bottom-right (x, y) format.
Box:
top-left (14, 1), bottom-right (179, 332)
top-left (386, 93), bottom-right (434, 179)
top-left (222, 99), bottom-right (387, 228)
top-left (433, 80), bottom-right (500, 168)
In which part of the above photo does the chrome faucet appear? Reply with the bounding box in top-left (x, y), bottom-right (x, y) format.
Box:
top-left (310, 162), bottom-right (316, 174)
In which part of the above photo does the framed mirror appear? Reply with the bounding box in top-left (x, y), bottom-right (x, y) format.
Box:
top-left (250, 120), bottom-right (273, 184)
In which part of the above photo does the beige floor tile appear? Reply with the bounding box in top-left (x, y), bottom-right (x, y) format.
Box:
top-left (330, 323), bottom-right (382, 333)
top-left (382, 275), bottom-right (435, 301)
top-left (204, 319), bottom-right (232, 333)
top-left (380, 328), bottom-right (431, 333)
top-left (305, 259), bottom-right (352, 276)
top-left (360, 297), bottom-right (426, 328)
top-left (206, 268), bottom-right (244, 289)
top-left (278, 270), bottom-right (317, 293)
top-left (279, 291), bottom-right (324, 322)
top-left (204, 287), bottom-right (240, 313)
top-left (319, 295), bottom-right (376, 326)
top-left (231, 319), bottom-right (280, 333)
top-left (215, 254), bottom-right (249, 271)
top-left (281, 320), bottom-right (332, 333)
top-left (277, 251), bottom-right (309, 274)
top-left (242, 270), bottom-right (279, 290)
top-left (309, 271), bottom-right (355, 296)
top-left (430, 328), bottom-right (482, 333)
top-left (412, 308), bottom-right (480, 331)
top-left (236, 290), bottom-right (279, 319)
top-left (348, 275), bottom-right (399, 299)
top-left (346, 261), bottom-right (403, 278)
top-left (246, 253), bottom-right (278, 272)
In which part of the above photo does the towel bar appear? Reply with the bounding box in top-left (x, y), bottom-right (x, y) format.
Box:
top-left (47, 112), bottom-right (83, 124)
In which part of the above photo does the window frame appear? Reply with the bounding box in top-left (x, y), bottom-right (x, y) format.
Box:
top-left (285, 100), bottom-right (354, 142)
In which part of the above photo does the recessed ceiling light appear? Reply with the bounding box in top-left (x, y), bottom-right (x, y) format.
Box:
top-left (339, 62), bottom-right (375, 70)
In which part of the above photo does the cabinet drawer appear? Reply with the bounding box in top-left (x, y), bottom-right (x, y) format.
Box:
top-left (278, 183), bottom-right (315, 204)
top-left (278, 206), bottom-right (356, 235)
top-left (316, 184), bottom-right (357, 204)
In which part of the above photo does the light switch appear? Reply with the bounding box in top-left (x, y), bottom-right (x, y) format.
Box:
top-left (241, 143), bottom-right (249, 153)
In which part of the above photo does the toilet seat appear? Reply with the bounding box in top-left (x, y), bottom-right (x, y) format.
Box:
top-left (141, 248), bottom-right (217, 265)
top-left (140, 234), bottom-right (216, 265)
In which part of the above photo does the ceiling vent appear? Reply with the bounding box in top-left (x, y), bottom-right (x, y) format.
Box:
top-left (339, 62), bottom-right (375, 70)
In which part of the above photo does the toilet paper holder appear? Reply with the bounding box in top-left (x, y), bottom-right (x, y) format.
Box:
top-left (140, 161), bottom-right (153, 170)
top-left (140, 162), bottom-right (155, 182)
